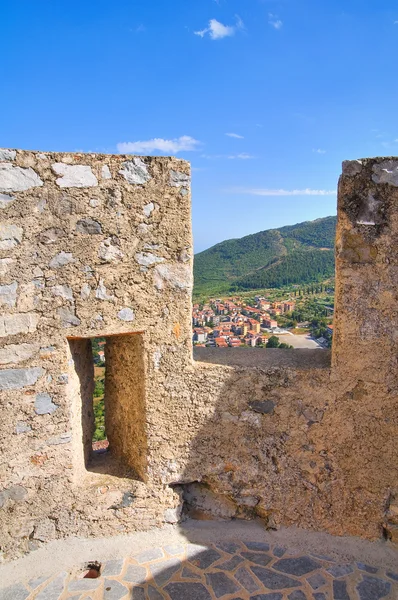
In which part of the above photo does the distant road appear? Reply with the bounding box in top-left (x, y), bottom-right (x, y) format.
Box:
top-left (278, 332), bottom-right (323, 349)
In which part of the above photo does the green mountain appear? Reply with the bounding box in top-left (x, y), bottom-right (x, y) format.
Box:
top-left (193, 216), bottom-right (336, 297)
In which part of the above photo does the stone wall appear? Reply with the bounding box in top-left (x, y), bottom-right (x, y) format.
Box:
top-left (0, 150), bottom-right (397, 560)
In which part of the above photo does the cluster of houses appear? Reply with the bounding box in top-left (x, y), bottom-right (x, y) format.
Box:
top-left (192, 296), bottom-right (296, 348)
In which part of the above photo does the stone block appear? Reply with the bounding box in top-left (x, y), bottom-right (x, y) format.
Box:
top-left (34, 393), bottom-right (58, 415)
top-left (0, 367), bottom-right (43, 390)
top-left (52, 163), bottom-right (98, 187)
top-left (0, 343), bottom-right (38, 365)
top-left (119, 158), bottom-right (151, 184)
top-left (0, 163), bottom-right (43, 192)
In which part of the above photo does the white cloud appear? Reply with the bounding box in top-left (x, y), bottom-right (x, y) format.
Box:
top-left (201, 153), bottom-right (254, 160)
top-left (228, 153), bottom-right (254, 160)
top-left (268, 13), bottom-right (283, 30)
top-left (117, 136), bottom-right (200, 154)
top-left (313, 148), bottom-right (326, 154)
top-left (226, 132), bottom-right (244, 139)
top-left (195, 16), bottom-right (244, 40)
top-left (228, 187), bottom-right (336, 196)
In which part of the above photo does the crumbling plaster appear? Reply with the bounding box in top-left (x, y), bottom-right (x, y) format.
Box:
top-left (0, 150), bottom-right (397, 561)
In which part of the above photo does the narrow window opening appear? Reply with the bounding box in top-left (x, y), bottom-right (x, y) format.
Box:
top-left (91, 337), bottom-right (108, 454)
top-left (68, 332), bottom-right (147, 481)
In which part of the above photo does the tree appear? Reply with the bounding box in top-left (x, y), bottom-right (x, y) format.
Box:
top-left (266, 335), bottom-right (280, 348)
top-left (279, 342), bottom-right (293, 349)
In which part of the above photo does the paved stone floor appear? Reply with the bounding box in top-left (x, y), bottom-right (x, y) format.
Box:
top-left (1, 540), bottom-right (397, 600)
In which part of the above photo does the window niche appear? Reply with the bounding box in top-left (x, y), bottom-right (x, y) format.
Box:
top-left (67, 333), bottom-right (147, 482)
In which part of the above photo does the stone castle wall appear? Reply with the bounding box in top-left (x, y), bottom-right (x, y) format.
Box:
top-left (0, 149), bottom-right (397, 560)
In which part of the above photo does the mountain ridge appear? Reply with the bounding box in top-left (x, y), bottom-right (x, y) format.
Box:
top-left (193, 216), bottom-right (337, 297)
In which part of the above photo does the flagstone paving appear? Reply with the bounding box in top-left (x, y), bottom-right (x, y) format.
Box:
top-left (1, 540), bottom-right (397, 600)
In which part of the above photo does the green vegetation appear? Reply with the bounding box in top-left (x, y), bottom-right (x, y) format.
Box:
top-left (93, 398), bottom-right (106, 441)
top-left (91, 337), bottom-right (107, 443)
top-left (193, 216), bottom-right (336, 297)
top-left (266, 335), bottom-right (293, 349)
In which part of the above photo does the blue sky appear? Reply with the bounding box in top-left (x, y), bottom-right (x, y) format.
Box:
top-left (2, 1), bottom-right (398, 252)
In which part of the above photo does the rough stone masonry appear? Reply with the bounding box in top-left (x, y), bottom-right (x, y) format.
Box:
top-left (0, 149), bottom-right (397, 561)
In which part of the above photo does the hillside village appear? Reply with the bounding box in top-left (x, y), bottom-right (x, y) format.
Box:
top-left (193, 291), bottom-right (334, 349)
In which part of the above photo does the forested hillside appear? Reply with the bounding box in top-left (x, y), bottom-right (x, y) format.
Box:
top-left (194, 216), bottom-right (336, 297)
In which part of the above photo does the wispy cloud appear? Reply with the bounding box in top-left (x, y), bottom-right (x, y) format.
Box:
top-left (226, 132), bottom-right (244, 139)
top-left (313, 148), bottom-right (326, 154)
top-left (194, 16), bottom-right (244, 40)
top-left (117, 136), bottom-right (201, 154)
top-left (201, 153), bottom-right (254, 160)
top-left (268, 13), bottom-right (283, 30)
top-left (227, 187), bottom-right (336, 196)
top-left (228, 153), bottom-right (254, 160)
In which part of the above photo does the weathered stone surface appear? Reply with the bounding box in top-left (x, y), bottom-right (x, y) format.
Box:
top-left (46, 432), bottom-right (71, 445)
top-left (119, 158), bottom-right (151, 184)
top-left (118, 308), bottom-right (135, 322)
top-left (241, 552), bottom-right (272, 567)
top-left (95, 279), bottom-right (114, 301)
top-left (215, 555), bottom-right (244, 571)
top-left (244, 542), bottom-right (270, 551)
top-left (273, 556), bottom-right (321, 576)
top-left (34, 393), bottom-right (58, 415)
top-left (386, 571), bottom-right (398, 581)
top-left (216, 541), bottom-right (241, 554)
top-left (15, 421), bottom-right (32, 434)
top-left (0, 193), bottom-right (15, 208)
top-left (0, 149), bottom-right (16, 161)
top-left (35, 572), bottom-right (67, 600)
top-left (68, 579), bottom-right (101, 591)
top-left (342, 159), bottom-right (363, 176)
top-left (98, 238), bottom-right (124, 262)
top-left (307, 572), bottom-right (326, 589)
top-left (188, 548), bottom-right (222, 570)
top-left (33, 518), bottom-right (56, 542)
top-left (143, 202), bottom-right (154, 217)
top-left (38, 228), bottom-right (65, 244)
top-left (250, 567), bottom-right (300, 590)
top-left (356, 575), bottom-right (391, 599)
top-left (76, 218), bottom-right (102, 234)
top-left (150, 557), bottom-right (181, 586)
top-left (102, 165), bottom-right (112, 179)
top-left (327, 565), bottom-right (353, 578)
top-left (135, 252), bottom-right (164, 267)
top-left (101, 559), bottom-right (125, 577)
top-left (103, 579), bottom-right (130, 600)
top-left (169, 170), bottom-right (190, 187)
top-left (164, 582), bottom-right (212, 600)
top-left (51, 284), bottom-right (73, 301)
top-left (372, 159), bottom-right (398, 186)
top-left (0, 164), bottom-right (43, 192)
top-left (0, 313), bottom-right (39, 337)
top-left (28, 576), bottom-right (48, 590)
top-left (52, 163), bottom-right (98, 188)
top-left (357, 563), bottom-right (378, 574)
top-left (0, 282), bottom-right (17, 308)
top-left (0, 583), bottom-right (30, 600)
top-left (0, 257), bottom-right (14, 275)
top-left (234, 566), bottom-right (260, 593)
top-left (124, 564), bottom-right (147, 583)
top-left (332, 579), bottom-right (350, 599)
top-left (0, 366), bottom-right (43, 390)
top-left (273, 547), bottom-right (287, 557)
top-left (153, 263), bottom-right (192, 290)
top-left (249, 400), bottom-right (275, 414)
top-left (206, 572), bottom-right (241, 597)
top-left (49, 251), bottom-right (74, 268)
top-left (135, 548), bottom-right (164, 563)
top-left (147, 585), bottom-right (163, 600)
top-left (0, 223), bottom-right (23, 248)
top-left (58, 306), bottom-right (80, 327)
top-left (81, 283), bottom-right (91, 299)
top-left (287, 592), bottom-right (307, 600)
